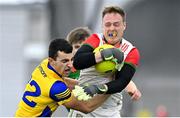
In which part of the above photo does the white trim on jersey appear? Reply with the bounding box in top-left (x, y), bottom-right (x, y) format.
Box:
top-left (120, 38), bottom-right (134, 59)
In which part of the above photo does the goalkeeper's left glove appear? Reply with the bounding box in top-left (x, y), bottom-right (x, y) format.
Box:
top-left (83, 84), bottom-right (108, 97)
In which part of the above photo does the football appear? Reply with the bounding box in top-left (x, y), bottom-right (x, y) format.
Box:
top-left (93, 44), bottom-right (117, 73)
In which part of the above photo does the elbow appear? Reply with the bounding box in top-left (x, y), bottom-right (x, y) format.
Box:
top-left (85, 107), bottom-right (95, 113)
top-left (84, 110), bottom-right (93, 114)
top-left (80, 107), bottom-right (94, 114)
top-left (78, 103), bottom-right (95, 113)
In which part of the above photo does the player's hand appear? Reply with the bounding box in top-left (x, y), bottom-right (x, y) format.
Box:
top-left (111, 48), bottom-right (124, 63)
top-left (100, 48), bottom-right (124, 64)
top-left (128, 89), bottom-right (142, 101)
top-left (100, 48), bottom-right (124, 71)
top-left (72, 85), bottom-right (92, 101)
top-left (82, 84), bottom-right (108, 97)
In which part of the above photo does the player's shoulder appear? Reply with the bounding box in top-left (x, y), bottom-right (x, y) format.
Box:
top-left (129, 48), bottom-right (140, 57)
top-left (125, 48), bottom-right (140, 66)
top-left (32, 58), bottom-right (48, 78)
top-left (49, 80), bottom-right (71, 101)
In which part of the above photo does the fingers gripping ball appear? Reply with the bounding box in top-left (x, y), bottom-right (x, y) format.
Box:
top-left (72, 85), bottom-right (92, 101)
top-left (93, 44), bottom-right (116, 73)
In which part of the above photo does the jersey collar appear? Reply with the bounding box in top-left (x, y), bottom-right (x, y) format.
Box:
top-left (47, 63), bottom-right (62, 78)
top-left (103, 35), bottom-right (122, 48)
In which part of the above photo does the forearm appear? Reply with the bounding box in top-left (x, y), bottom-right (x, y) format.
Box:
top-left (84, 94), bottom-right (110, 112)
top-left (125, 80), bottom-right (137, 93)
top-left (73, 45), bottom-right (96, 69)
top-left (105, 63), bottom-right (136, 94)
top-left (125, 80), bottom-right (142, 100)
top-left (64, 94), bottom-right (110, 113)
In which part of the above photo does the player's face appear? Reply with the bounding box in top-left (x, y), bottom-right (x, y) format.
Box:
top-left (72, 41), bottom-right (85, 55)
top-left (50, 51), bottom-right (73, 77)
top-left (102, 12), bottom-right (126, 45)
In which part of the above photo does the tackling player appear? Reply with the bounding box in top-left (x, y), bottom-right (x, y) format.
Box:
top-left (15, 38), bottom-right (110, 117)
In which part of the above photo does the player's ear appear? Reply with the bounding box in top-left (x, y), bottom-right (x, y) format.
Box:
top-left (123, 22), bottom-right (126, 30)
top-left (48, 57), bottom-right (55, 65)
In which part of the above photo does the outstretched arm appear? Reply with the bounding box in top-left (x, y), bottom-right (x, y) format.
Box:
top-left (63, 93), bottom-right (110, 113)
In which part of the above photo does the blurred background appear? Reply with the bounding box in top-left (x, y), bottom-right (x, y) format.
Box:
top-left (0, 0), bottom-right (180, 117)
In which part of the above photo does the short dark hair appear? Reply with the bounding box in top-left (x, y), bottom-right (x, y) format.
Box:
top-left (66, 27), bottom-right (91, 45)
top-left (48, 38), bottom-right (72, 60)
top-left (102, 6), bottom-right (126, 22)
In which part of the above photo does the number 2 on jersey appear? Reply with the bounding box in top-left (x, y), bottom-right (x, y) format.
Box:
top-left (22, 80), bottom-right (41, 107)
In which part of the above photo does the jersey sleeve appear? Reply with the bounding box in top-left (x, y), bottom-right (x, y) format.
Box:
top-left (84, 34), bottom-right (100, 49)
top-left (50, 81), bottom-right (72, 105)
top-left (124, 48), bottom-right (140, 67)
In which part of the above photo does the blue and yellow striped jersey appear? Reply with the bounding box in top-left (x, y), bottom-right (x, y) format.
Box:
top-left (15, 59), bottom-right (72, 117)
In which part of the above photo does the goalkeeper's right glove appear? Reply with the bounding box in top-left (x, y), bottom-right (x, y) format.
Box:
top-left (83, 84), bottom-right (108, 97)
